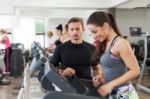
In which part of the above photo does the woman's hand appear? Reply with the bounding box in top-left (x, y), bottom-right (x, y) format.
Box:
top-left (97, 83), bottom-right (114, 97)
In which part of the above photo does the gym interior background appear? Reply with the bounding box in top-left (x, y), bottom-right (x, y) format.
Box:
top-left (0, 0), bottom-right (150, 99)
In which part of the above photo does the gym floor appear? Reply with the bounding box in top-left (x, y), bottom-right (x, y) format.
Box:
top-left (0, 75), bottom-right (149, 99)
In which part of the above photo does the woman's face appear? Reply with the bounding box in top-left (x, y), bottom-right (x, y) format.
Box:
top-left (62, 27), bottom-right (68, 35)
top-left (88, 24), bottom-right (108, 42)
top-left (55, 29), bottom-right (61, 36)
top-left (0, 31), bottom-right (4, 35)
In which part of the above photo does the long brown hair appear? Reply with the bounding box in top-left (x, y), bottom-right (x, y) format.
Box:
top-left (87, 11), bottom-right (122, 58)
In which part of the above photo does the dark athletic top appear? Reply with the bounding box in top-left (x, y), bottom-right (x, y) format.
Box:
top-left (50, 40), bottom-right (97, 79)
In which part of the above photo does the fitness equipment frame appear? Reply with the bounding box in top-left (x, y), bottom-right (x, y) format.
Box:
top-left (136, 32), bottom-right (150, 93)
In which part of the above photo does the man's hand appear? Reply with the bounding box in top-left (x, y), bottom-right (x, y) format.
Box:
top-left (62, 67), bottom-right (75, 77)
top-left (57, 69), bottom-right (64, 76)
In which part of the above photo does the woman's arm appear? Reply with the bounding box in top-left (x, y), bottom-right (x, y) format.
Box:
top-left (108, 38), bottom-right (140, 88)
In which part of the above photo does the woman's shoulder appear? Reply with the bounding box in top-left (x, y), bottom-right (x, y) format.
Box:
top-left (60, 34), bottom-right (70, 43)
top-left (114, 37), bottom-right (132, 52)
top-left (116, 37), bottom-right (130, 46)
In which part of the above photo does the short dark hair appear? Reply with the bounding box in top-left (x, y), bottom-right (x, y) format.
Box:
top-left (67, 17), bottom-right (84, 29)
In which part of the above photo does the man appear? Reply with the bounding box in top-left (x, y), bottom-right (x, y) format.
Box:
top-left (50, 17), bottom-right (103, 80)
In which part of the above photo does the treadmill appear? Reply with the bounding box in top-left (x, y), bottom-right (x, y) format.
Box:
top-left (30, 41), bottom-right (105, 99)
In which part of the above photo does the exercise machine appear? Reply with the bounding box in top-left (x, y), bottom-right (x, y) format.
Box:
top-left (22, 41), bottom-right (104, 99)
top-left (42, 91), bottom-right (102, 99)
top-left (0, 48), bottom-right (11, 85)
top-left (137, 32), bottom-right (150, 93)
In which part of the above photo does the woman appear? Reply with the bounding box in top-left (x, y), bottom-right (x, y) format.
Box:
top-left (0, 29), bottom-right (11, 73)
top-left (45, 31), bottom-right (56, 52)
top-left (55, 24), bottom-right (63, 46)
top-left (45, 24), bottom-right (63, 53)
top-left (87, 11), bottom-right (140, 98)
top-left (0, 29), bottom-right (11, 85)
top-left (47, 31), bottom-right (54, 46)
top-left (60, 24), bottom-right (70, 43)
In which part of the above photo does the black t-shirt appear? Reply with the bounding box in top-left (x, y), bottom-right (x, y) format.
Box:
top-left (50, 40), bottom-right (97, 79)
top-left (55, 40), bottom-right (62, 46)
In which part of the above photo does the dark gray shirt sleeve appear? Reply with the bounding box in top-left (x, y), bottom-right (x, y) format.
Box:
top-left (50, 46), bottom-right (61, 67)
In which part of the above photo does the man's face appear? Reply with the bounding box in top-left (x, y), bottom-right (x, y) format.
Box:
top-left (68, 22), bottom-right (84, 41)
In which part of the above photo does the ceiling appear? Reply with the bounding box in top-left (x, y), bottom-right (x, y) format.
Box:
top-left (116, 0), bottom-right (150, 9)
top-left (0, 0), bottom-right (150, 16)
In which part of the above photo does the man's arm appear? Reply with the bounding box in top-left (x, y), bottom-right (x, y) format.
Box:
top-left (50, 46), bottom-right (61, 67)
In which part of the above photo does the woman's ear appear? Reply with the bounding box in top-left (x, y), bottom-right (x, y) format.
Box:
top-left (102, 22), bottom-right (110, 34)
top-left (103, 22), bottom-right (109, 29)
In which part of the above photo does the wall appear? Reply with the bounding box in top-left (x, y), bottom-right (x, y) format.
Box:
top-left (116, 9), bottom-right (150, 43)
top-left (13, 18), bottom-right (36, 49)
top-left (46, 17), bottom-right (94, 44)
